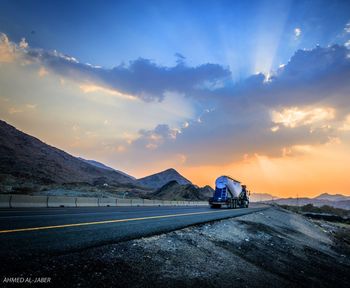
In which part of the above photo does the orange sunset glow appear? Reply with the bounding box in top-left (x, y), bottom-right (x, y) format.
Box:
top-left (181, 141), bottom-right (350, 198)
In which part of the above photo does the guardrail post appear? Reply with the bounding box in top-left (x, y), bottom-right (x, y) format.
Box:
top-left (9, 195), bottom-right (12, 208)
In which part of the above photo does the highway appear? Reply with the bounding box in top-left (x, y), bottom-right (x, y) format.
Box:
top-left (0, 204), bottom-right (268, 259)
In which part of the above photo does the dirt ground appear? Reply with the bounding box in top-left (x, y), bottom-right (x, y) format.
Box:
top-left (1, 207), bottom-right (350, 288)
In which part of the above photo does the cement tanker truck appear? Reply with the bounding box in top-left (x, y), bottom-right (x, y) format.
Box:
top-left (209, 176), bottom-right (249, 209)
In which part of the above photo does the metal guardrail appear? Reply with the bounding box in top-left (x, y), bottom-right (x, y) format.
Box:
top-left (0, 194), bottom-right (208, 208)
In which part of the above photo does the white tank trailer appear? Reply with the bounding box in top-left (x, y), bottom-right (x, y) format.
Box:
top-left (209, 176), bottom-right (250, 209)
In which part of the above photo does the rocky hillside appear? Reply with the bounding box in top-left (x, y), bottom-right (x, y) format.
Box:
top-left (137, 168), bottom-right (191, 189)
top-left (147, 180), bottom-right (214, 200)
top-left (0, 120), bottom-right (136, 191)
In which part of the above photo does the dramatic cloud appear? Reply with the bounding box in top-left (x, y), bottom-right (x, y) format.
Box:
top-left (1, 32), bottom-right (232, 102)
top-left (346, 40), bottom-right (350, 48)
top-left (339, 114), bottom-right (350, 131)
top-left (271, 107), bottom-right (335, 128)
top-left (25, 49), bottom-right (231, 102)
top-left (19, 38), bottom-right (28, 49)
top-left (0, 33), bottom-right (16, 62)
top-left (2, 32), bottom-right (350, 170)
top-left (135, 124), bottom-right (181, 150)
top-left (119, 44), bottom-right (350, 166)
top-left (276, 45), bottom-right (350, 81)
top-left (79, 84), bottom-right (137, 101)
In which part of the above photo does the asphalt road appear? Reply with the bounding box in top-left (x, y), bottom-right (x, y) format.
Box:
top-left (0, 204), bottom-right (268, 259)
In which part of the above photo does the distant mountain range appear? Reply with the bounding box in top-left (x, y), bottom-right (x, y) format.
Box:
top-left (0, 120), bottom-right (209, 200)
top-left (251, 191), bottom-right (350, 210)
top-left (249, 193), bottom-right (279, 202)
top-left (313, 193), bottom-right (349, 202)
top-left (268, 197), bottom-right (350, 210)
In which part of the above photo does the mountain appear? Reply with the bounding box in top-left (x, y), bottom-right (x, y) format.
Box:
top-left (147, 180), bottom-right (214, 200)
top-left (250, 192), bottom-right (278, 202)
top-left (0, 120), bottom-right (136, 192)
top-left (78, 158), bottom-right (135, 180)
top-left (137, 168), bottom-right (191, 189)
top-left (314, 193), bottom-right (350, 202)
top-left (268, 195), bottom-right (350, 210)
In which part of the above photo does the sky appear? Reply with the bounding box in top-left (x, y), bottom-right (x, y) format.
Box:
top-left (1, 0), bottom-right (350, 197)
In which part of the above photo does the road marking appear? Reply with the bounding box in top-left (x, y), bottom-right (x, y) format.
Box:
top-left (0, 209), bottom-right (240, 234)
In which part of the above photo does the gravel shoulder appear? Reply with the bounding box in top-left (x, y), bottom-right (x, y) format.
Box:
top-left (1, 206), bottom-right (349, 288)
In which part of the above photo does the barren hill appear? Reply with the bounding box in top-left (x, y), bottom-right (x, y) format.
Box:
top-left (137, 168), bottom-right (191, 189)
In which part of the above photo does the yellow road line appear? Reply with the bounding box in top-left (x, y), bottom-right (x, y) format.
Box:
top-left (0, 209), bottom-right (232, 234)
